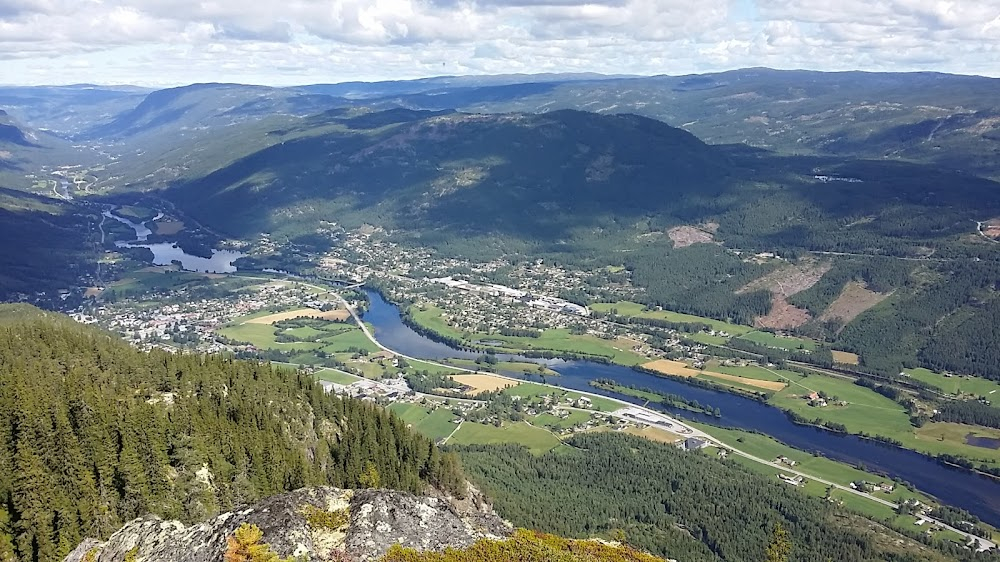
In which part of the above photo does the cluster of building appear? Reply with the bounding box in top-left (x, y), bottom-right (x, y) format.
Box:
top-left (429, 276), bottom-right (590, 316)
top-left (320, 374), bottom-right (411, 400)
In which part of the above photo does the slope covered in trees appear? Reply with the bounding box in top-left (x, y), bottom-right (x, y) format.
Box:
top-left (454, 434), bottom-right (971, 562)
top-left (0, 306), bottom-right (463, 562)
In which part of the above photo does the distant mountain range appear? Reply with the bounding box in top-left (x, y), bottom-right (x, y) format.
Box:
top-left (3, 69), bottom-right (1000, 376)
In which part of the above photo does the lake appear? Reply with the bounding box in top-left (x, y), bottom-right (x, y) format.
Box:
top-left (106, 209), bottom-right (244, 274)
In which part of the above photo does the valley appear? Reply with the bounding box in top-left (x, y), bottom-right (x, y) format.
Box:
top-left (4, 71), bottom-right (1000, 561)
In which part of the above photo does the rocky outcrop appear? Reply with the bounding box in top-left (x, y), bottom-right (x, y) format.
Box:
top-left (64, 487), bottom-right (512, 562)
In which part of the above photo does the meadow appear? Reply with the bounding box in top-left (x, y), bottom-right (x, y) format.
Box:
top-left (591, 300), bottom-right (753, 335)
top-left (448, 421), bottom-right (567, 454)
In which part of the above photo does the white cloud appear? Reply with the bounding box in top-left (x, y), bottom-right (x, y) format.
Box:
top-left (0, 0), bottom-right (997, 85)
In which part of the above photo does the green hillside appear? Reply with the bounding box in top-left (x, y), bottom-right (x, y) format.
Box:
top-left (0, 307), bottom-right (464, 562)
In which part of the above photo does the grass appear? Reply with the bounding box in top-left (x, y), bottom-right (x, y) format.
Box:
top-left (410, 305), bottom-right (466, 340)
top-left (904, 367), bottom-right (1000, 397)
top-left (405, 359), bottom-right (467, 376)
top-left (220, 323), bottom-right (323, 351)
top-left (532, 410), bottom-right (593, 430)
top-left (691, 363), bottom-right (1000, 469)
top-left (590, 301), bottom-right (753, 335)
top-left (736, 330), bottom-right (817, 351)
top-left (387, 405), bottom-right (460, 442)
top-left (502, 382), bottom-right (621, 412)
top-left (285, 326), bottom-right (328, 339)
top-left (109, 270), bottom-right (207, 295)
top-left (318, 327), bottom-right (380, 354)
top-left (489, 329), bottom-right (648, 365)
top-left (448, 421), bottom-right (566, 454)
top-left (700, 426), bottom-right (935, 504)
top-left (769, 373), bottom-right (913, 438)
top-left (314, 369), bottom-right (361, 384)
top-left (388, 403), bottom-right (434, 425)
top-left (443, 358), bottom-right (558, 376)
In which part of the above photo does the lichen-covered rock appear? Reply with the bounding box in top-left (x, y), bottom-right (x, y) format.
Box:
top-left (64, 487), bottom-right (512, 562)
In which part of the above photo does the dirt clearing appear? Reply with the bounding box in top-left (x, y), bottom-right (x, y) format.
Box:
top-left (668, 225), bottom-right (716, 248)
top-left (452, 374), bottom-right (520, 395)
top-left (832, 350), bottom-right (860, 365)
top-left (740, 261), bottom-right (831, 330)
top-left (699, 372), bottom-right (787, 391)
top-left (246, 308), bottom-right (350, 325)
top-left (642, 360), bottom-right (701, 377)
top-left (818, 281), bottom-right (890, 326)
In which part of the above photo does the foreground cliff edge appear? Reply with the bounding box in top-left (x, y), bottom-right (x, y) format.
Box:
top-left (62, 486), bottom-right (670, 562)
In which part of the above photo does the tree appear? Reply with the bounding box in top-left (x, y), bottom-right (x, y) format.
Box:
top-left (359, 461), bottom-right (381, 489)
top-left (224, 524), bottom-right (291, 562)
top-left (765, 523), bottom-right (792, 562)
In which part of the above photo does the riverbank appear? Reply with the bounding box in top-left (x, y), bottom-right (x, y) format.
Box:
top-left (312, 283), bottom-right (999, 550)
top-left (390, 287), bottom-right (1000, 478)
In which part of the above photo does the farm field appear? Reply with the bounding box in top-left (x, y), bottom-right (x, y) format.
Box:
top-left (488, 329), bottom-right (648, 365)
top-left (387, 404), bottom-right (460, 442)
top-left (832, 350), bottom-right (861, 365)
top-left (448, 421), bottom-right (565, 454)
top-left (314, 368), bottom-right (361, 384)
top-left (904, 367), bottom-right (1000, 397)
top-left (641, 359), bottom-right (700, 377)
top-left (915, 422), bottom-right (1000, 455)
top-left (700, 372), bottom-right (786, 392)
top-left (591, 301), bottom-right (753, 335)
top-left (644, 359), bottom-right (787, 392)
top-left (246, 308), bottom-right (350, 324)
top-left (109, 270), bottom-right (229, 295)
top-left (409, 305), bottom-right (466, 340)
top-left (442, 358), bottom-right (558, 376)
top-left (700, 426), bottom-right (938, 508)
top-left (221, 323), bottom-right (324, 351)
top-left (623, 425), bottom-right (682, 444)
top-left (451, 373), bottom-right (520, 394)
top-left (532, 410), bottom-right (593, 431)
top-left (220, 316), bottom-right (380, 355)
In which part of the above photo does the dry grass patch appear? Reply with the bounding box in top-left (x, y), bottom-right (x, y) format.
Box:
top-left (623, 426), bottom-right (682, 444)
top-left (832, 350), bottom-right (861, 365)
top-left (83, 287), bottom-right (103, 298)
top-left (642, 359), bottom-right (701, 377)
top-left (154, 219), bottom-right (185, 235)
top-left (698, 372), bottom-right (787, 391)
top-left (452, 374), bottom-right (520, 395)
top-left (246, 308), bottom-right (350, 325)
top-left (818, 281), bottom-right (890, 327)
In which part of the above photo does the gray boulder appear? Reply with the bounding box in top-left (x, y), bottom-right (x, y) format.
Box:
top-left (64, 487), bottom-right (512, 562)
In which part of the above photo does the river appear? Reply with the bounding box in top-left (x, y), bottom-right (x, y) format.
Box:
top-left (360, 289), bottom-right (1000, 527)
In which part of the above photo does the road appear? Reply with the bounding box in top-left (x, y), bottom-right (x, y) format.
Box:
top-left (975, 220), bottom-right (1000, 245)
top-left (285, 278), bottom-right (997, 551)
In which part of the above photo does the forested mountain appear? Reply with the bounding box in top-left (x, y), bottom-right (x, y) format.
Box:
top-left (0, 306), bottom-right (464, 562)
top-left (455, 434), bottom-right (971, 562)
top-left (0, 190), bottom-right (97, 300)
top-left (395, 70), bottom-right (1000, 180)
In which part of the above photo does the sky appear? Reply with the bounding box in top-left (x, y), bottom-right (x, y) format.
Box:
top-left (1, 0), bottom-right (999, 86)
